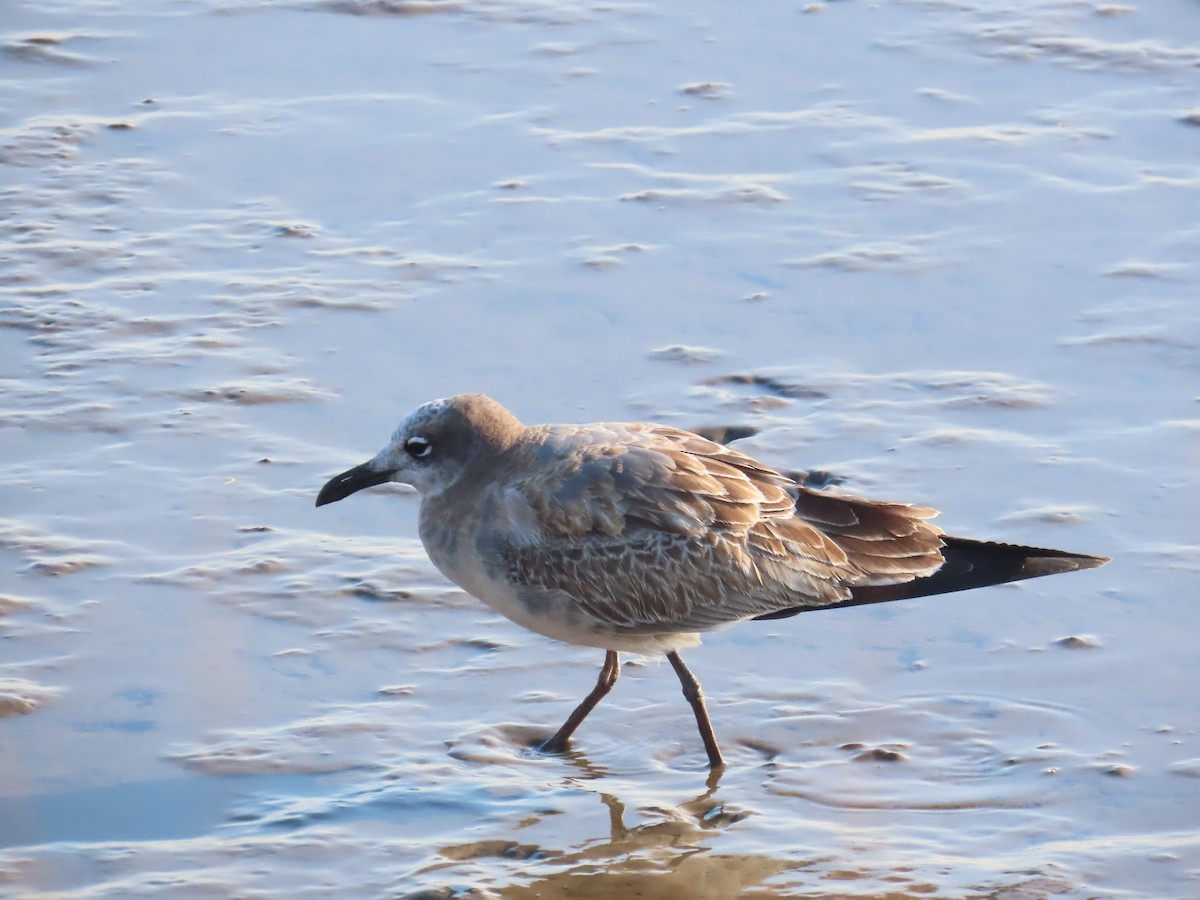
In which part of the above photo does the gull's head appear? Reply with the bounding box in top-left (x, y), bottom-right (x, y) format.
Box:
top-left (316, 393), bottom-right (524, 507)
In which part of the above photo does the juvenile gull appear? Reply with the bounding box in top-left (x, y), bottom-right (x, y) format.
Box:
top-left (316, 393), bottom-right (1108, 768)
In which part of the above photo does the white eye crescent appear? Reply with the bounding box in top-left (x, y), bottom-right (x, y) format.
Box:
top-left (404, 436), bottom-right (433, 458)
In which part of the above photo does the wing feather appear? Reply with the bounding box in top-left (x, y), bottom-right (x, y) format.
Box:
top-left (486, 422), bottom-right (949, 633)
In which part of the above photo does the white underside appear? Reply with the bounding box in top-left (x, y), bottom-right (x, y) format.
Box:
top-left (429, 540), bottom-right (702, 656)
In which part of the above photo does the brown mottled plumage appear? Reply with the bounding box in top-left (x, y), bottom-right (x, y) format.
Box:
top-left (317, 394), bottom-right (1108, 768)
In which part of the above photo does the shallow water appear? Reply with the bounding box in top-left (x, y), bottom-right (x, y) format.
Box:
top-left (2, 0), bottom-right (1198, 896)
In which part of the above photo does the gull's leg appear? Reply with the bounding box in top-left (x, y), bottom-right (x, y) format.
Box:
top-left (666, 651), bottom-right (725, 769)
top-left (542, 650), bottom-right (620, 753)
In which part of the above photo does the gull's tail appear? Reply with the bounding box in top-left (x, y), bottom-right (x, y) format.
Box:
top-left (754, 537), bottom-right (1109, 620)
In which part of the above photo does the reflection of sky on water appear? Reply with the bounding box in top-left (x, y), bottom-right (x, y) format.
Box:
top-left (2, 0), bottom-right (1198, 895)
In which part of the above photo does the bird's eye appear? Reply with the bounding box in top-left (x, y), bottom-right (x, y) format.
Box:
top-left (404, 436), bottom-right (433, 458)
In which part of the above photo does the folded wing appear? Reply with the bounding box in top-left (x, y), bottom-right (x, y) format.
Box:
top-left (490, 424), bottom-right (952, 634)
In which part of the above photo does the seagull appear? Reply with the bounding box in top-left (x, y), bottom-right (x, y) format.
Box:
top-left (316, 393), bottom-right (1108, 768)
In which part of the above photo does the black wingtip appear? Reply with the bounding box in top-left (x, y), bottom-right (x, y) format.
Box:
top-left (922, 536), bottom-right (1110, 592)
top-left (755, 538), bottom-right (1110, 620)
top-left (856, 537), bottom-right (1110, 607)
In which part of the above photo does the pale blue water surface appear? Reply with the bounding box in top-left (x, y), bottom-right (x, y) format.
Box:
top-left (1, 0), bottom-right (1198, 896)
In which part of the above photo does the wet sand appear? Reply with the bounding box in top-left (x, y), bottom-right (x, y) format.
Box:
top-left (2, 0), bottom-right (1199, 896)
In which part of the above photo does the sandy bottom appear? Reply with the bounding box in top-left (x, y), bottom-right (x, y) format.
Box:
top-left (2, 0), bottom-right (1199, 896)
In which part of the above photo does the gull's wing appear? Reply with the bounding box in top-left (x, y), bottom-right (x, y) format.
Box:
top-left (486, 423), bottom-right (946, 634)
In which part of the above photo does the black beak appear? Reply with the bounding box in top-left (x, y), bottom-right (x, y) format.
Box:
top-left (316, 461), bottom-right (393, 507)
